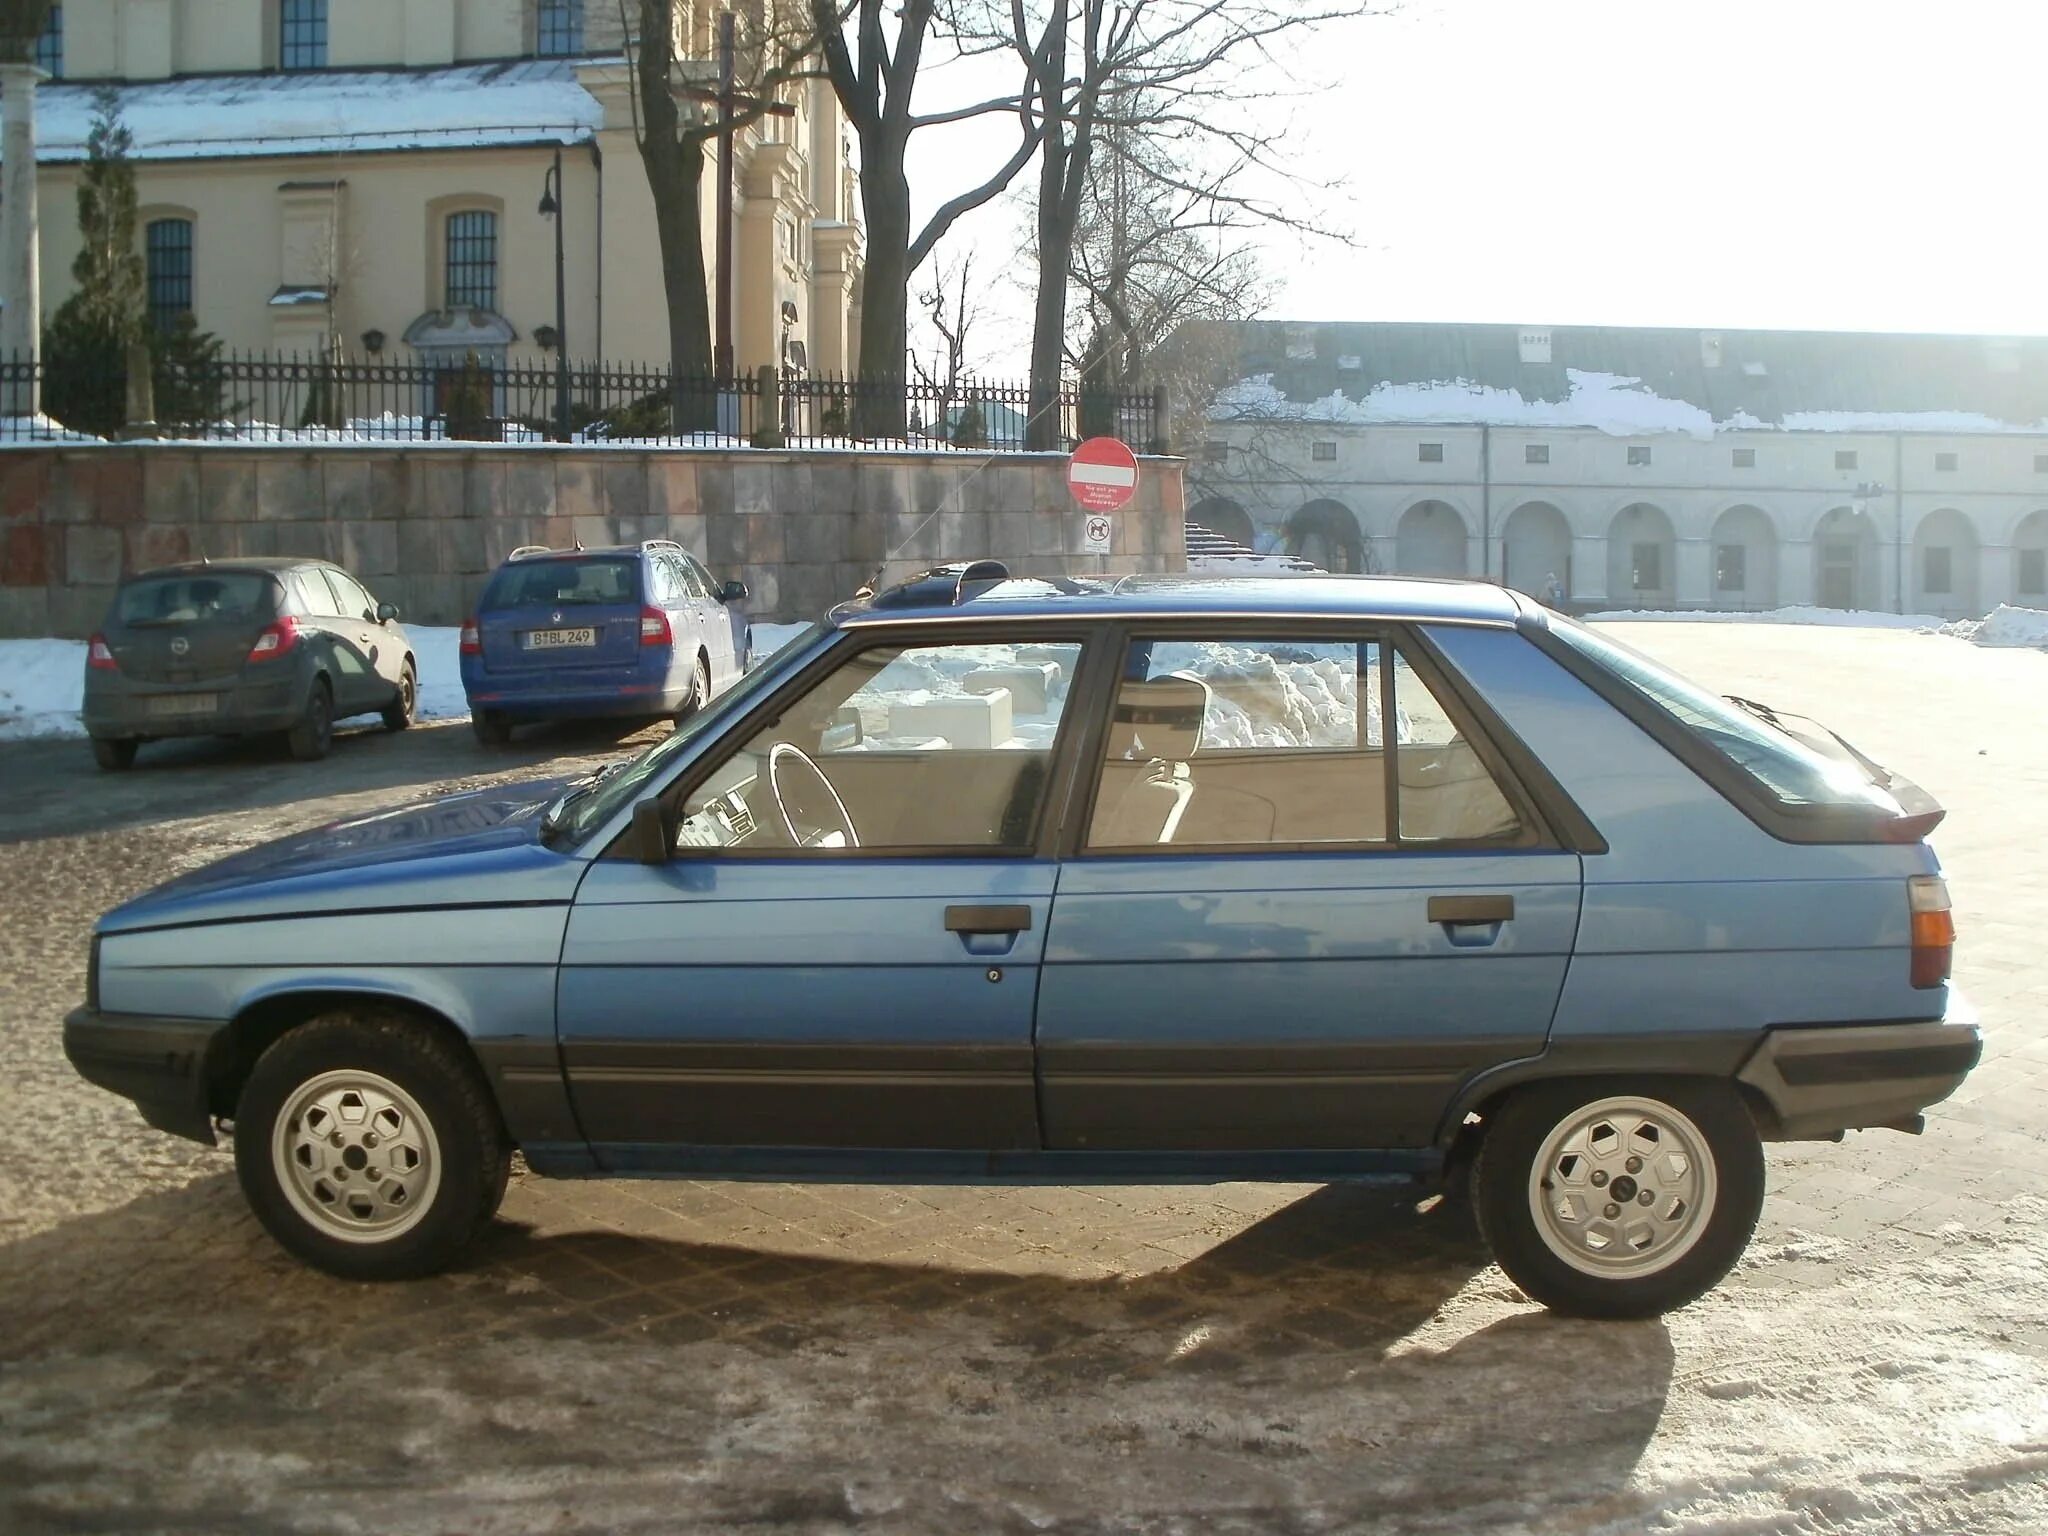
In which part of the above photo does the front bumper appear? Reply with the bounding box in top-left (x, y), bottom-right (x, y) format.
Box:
top-left (1738, 994), bottom-right (1983, 1140)
top-left (63, 1006), bottom-right (225, 1145)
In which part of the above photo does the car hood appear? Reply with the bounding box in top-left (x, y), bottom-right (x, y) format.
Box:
top-left (101, 775), bottom-right (592, 933)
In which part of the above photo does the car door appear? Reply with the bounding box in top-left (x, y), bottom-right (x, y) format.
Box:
top-left (557, 629), bottom-right (1094, 1163)
top-left (325, 569), bottom-right (401, 694)
top-left (297, 569), bottom-right (382, 714)
top-left (681, 554), bottom-right (737, 687)
top-left (1035, 627), bottom-right (1585, 1152)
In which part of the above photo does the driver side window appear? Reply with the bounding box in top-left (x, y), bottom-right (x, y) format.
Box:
top-left (675, 638), bottom-right (1085, 854)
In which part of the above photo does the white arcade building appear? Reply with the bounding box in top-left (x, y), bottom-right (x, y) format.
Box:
top-left (1187, 322), bottom-right (2048, 617)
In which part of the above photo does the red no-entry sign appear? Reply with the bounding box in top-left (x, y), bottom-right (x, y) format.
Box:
top-left (1068, 436), bottom-right (1140, 512)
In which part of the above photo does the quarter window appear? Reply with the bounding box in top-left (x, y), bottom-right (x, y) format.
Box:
top-left (145, 218), bottom-right (193, 332)
top-left (444, 210), bottom-right (499, 311)
top-left (1084, 635), bottom-right (1521, 850)
top-left (676, 641), bottom-right (1085, 853)
top-left (280, 0), bottom-right (327, 70)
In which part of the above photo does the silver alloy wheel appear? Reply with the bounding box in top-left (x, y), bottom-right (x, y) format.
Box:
top-left (272, 1068), bottom-right (442, 1244)
top-left (1527, 1094), bottom-right (1718, 1278)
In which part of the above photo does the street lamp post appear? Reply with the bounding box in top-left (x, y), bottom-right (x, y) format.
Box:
top-left (538, 148), bottom-right (569, 443)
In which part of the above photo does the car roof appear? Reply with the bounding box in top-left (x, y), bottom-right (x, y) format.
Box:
top-left (123, 557), bottom-right (334, 579)
top-left (832, 571), bottom-right (1529, 630)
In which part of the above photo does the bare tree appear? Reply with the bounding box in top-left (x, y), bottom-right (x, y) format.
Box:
top-left (909, 252), bottom-right (981, 440)
top-left (810, 0), bottom-right (1052, 435)
top-left (1002, 0), bottom-right (1366, 447)
top-left (624, 1), bottom-right (821, 429)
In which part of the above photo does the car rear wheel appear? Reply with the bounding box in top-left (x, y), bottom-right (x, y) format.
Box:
top-left (233, 1010), bottom-right (511, 1281)
top-left (286, 680), bottom-right (334, 762)
top-left (1472, 1078), bottom-right (1764, 1319)
top-left (381, 661), bottom-right (417, 732)
top-left (91, 737), bottom-right (139, 771)
top-left (471, 710), bottom-right (513, 747)
top-left (675, 652), bottom-right (712, 724)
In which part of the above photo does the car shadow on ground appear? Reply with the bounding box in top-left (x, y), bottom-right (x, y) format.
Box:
top-left (0, 716), bottom-right (671, 845)
top-left (1, 1170), bottom-right (1677, 1530)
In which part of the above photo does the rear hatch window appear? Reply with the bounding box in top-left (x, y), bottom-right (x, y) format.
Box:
top-left (115, 571), bottom-right (274, 627)
top-left (481, 557), bottom-right (641, 611)
top-left (1544, 615), bottom-right (1941, 841)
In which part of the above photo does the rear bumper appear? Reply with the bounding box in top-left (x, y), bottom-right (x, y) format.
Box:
top-left (1738, 994), bottom-right (1983, 1140)
top-left (63, 1006), bottom-right (224, 1145)
top-left (464, 679), bottom-right (686, 720)
top-left (84, 675), bottom-right (306, 739)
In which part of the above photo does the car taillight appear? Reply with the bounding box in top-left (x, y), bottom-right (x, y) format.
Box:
top-left (1908, 875), bottom-right (1954, 989)
top-left (247, 615), bottom-right (302, 662)
top-left (640, 606), bottom-right (673, 647)
top-left (86, 634), bottom-right (118, 672)
top-left (459, 618), bottom-right (482, 656)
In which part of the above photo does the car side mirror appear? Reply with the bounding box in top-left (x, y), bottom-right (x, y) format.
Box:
top-left (719, 580), bottom-right (749, 604)
top-left (376, 602), bottom-right (400, 623)
top-left (629, 798), bottom-right (672, 865)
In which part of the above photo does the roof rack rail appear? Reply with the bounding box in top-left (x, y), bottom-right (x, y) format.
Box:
top-left (641, 539), bottom-right (684, 554)
top-left (507, 545), bottom-right (553, 561)
top-left (868, 560), bottom-right (1012, 610)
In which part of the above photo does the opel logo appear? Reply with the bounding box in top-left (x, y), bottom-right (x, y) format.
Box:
top-left (170, 636), bottom-right (189, 657)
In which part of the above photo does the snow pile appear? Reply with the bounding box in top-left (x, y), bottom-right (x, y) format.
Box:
top-left (1186, 552), bottom-right (1320, 574)
top-left (0, 627), bottom-right (471, 741)
top-left (1149, 641), bottom-right (1387, 749)
top-left (0, 414), bottom-right (102, 445)
top-left (1937, 603), bottom-right (2048, 647)
top-left (1586, 604), bottom-right (1946, 629)
top-left (1214, 369), bottom-right (2048, 438)
top-left (747, 622), bottom-right (815, 664)
top-left (842, 643), bottom-right (1075, 751)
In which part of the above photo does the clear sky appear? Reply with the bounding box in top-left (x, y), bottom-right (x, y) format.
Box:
top-left (900, 0), bottom-right (2048, 372)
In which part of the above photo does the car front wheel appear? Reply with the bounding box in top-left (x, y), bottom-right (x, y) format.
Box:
top-left (1472, 1079), bottom-right (1764, 1319)
top-left (233, 1010), bottom-right (511, 1281)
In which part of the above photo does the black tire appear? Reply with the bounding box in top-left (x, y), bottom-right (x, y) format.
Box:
top-left (287, 680), bottom-right (334, 762)
top-left (471, 709), bottom-right (513, 747)
top-left (1472, 1078), bottom-right (1764, 1320)
top-left (675, 652), bottom-right (712, 724)
top-left (381, 661), bottom-right (417, 733)
top-left (91, 737), bottom-right (138, 771)
top-left (233, 1009), bottom-right (511, 1282)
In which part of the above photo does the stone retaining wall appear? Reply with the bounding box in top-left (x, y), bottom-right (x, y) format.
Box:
top-left (0, 446), bottom-right (1187, 638)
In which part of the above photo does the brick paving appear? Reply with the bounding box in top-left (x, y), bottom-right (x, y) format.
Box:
top-left (1, 626), bottom-right (2045, 1534)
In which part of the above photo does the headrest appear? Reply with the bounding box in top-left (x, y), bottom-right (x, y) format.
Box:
top-left (1106, 674), bottom-right (1210, 760)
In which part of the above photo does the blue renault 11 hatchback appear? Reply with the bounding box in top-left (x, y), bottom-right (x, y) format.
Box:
top-left (63, 567), bottom-right (1978, 1317)
top-left (459, 540), bottom-right (750, 744)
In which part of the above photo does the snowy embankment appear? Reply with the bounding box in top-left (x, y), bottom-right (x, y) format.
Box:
top-left (0, 621), bottom-right (818, 742)
top-left (1936, 603), bottom-right (2048, 647)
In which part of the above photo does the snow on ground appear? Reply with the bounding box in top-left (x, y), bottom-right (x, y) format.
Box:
top-left (0, 628), bottom-right (471, 741)
top-left (1938, 603), bottom-right (2048, 647)
top-left (747, 622), bottom-right (816, 664)
top-left (1584, 604), bottom-right (1946, 629)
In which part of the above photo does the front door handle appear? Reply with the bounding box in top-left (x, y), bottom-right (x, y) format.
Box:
top-left (1428, 894), bottom-right (1515, 925)
top-left (945, 904), bottom-right (1033, 934)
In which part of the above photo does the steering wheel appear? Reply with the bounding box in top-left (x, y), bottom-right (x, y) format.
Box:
top-left (766, 742), bottom-right (861, 849)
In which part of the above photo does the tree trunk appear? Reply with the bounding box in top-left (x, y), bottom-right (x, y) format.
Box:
top-left (633, 0), bottom-right (717, 431)
top-left (854, 151), bottom-right (913, 438)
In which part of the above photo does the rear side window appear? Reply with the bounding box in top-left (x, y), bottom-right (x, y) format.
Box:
top-left (1546, 617), bottom-right (1894, 812)
top-left (1085, 635), bottom-right (1525, 850)
top-left (115, 572), bottom-right (273, 626)
top-left (483, 557), bottom-right (639, 609)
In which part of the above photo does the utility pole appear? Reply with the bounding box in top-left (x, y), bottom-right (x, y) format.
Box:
top-left (539, 147), bottom-right (569, 441)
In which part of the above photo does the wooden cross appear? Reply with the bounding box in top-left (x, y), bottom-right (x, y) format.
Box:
top-left (678, 10), bottom-right (796, 383)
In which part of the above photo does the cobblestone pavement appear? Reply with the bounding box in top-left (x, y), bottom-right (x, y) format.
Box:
top-left (3, 629), bottom-right (2046, 1535)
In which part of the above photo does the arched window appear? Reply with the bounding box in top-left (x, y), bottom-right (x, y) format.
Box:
top-left (145, 218), bottom-right (194, 332)
top-left (444, 211), bottom-right (499, 312)
top-left (536, 0), bottom-right (585, 55)
top-left (280, 0), bottom-right (327, 71)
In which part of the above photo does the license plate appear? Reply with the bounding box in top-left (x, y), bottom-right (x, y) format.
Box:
top-left (146, 693), bottom-right (220, 718)
top-left (525, 628), bottom-right (597, 650)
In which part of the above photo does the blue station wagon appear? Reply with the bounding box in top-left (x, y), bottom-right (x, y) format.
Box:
top-left (63, 568), bottom-right (1979, 1317)
top-left (460, 540), bottom-right (750, 745)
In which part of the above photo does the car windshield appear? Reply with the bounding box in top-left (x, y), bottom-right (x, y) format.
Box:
top-left (115, 572), bottom-right (274, 628)
top-left (546, 624), bottom-right (825, 845)
top-left (483, 558), bottom-right (639, 609)
top-left (1546, 616), bottom-right (1900, 812)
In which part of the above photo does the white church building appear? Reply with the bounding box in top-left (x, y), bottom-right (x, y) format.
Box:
top-left (1188, 322), bottom-right (2048, 617)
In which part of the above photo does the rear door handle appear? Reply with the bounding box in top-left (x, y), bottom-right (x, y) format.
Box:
top-left (945, 904), bottom-right (1033, 934)
top-left (1428, 894), bottom-right (1515, 924)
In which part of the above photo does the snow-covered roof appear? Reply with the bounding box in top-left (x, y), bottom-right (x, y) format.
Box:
top-left (1205, 321), bottom-right (2048, 437)
top-left (16, 59), bottom-right (601, 164)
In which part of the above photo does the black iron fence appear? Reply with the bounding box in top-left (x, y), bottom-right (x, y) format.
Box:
top-left (0, 351), bottom-right (1167, 453)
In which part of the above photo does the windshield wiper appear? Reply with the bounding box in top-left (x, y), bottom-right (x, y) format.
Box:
top-left (540, 760), bottom-right (630, 840)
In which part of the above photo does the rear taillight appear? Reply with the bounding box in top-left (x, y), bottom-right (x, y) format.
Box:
top-left (640, 606), bottom-right (673, 647)
top-left (459, 618), bottom-right (482, 656)
top-left (86, 634), bottom-right (118, 672)
top-left (247, 614), bottom-right (301, 662)
top-left (1908, 875), bottom-right (1954, 989)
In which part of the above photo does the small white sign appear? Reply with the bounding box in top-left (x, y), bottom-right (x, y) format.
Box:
top-left (1082, 513), bottom-right (1113, 554)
